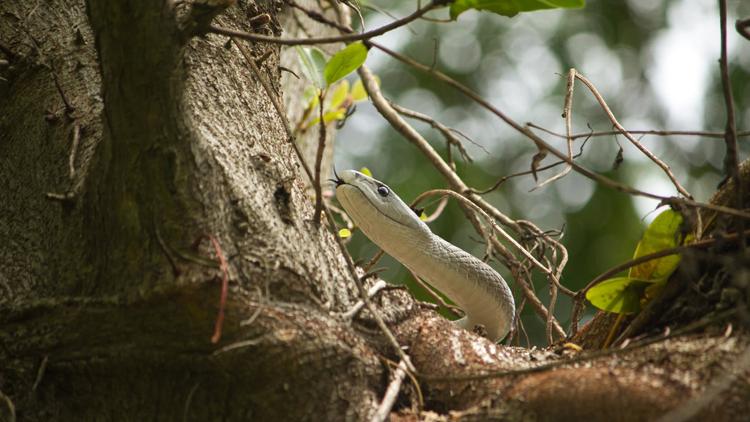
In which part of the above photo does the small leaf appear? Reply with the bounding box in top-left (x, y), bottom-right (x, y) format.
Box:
top-left (562, 342), bottom-right (583, 352)
top-left (323, 110), bottom-right (346, 123)
top-left (351, 76), bottom-right (379, 101)
top-left (303, 86), bottom-right (321, 110)
top-left (303, 117), bottom-right (320, 129)
top-left (450, 0), bottom-right (585, 20)
top-left (324, 42), bottom-right (368, 86)
top-left (305, 110), bottom-right (347, 128)
top-left (419, 211), bottom-right (428, 222)
top-left (629, 209), bottom-right (685, 280)
top-left (338, 228), bottom-right (352, 238)
top-left (351, 79), bottom-right (368, 101)
top-left (329, 80), bottom-right (350, 111)
top-left (296, 46), bottom-right (327, 88)
top-left (359, 167), bottom-right (372, 177)
top-left (586, 277), bottom-right (649, 314)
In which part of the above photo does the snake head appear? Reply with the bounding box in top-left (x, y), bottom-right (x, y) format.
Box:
top-left (334, 169), bottom-right (429, 234)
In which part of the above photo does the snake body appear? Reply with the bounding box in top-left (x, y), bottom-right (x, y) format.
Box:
top-left (335, 170), bottom-right (515, 341)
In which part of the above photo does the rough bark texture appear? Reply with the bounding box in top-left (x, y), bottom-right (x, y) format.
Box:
top-left (1, 1), bottom-right (749, 421)
top-left (1, 0), bottom-right (377, 419)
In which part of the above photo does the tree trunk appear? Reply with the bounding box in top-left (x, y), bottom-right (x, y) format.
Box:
top-left (1, 1), bottom-right (748, 421)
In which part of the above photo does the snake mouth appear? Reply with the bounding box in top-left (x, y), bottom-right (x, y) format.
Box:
top-left (329, 166), bottom-right (344, 187)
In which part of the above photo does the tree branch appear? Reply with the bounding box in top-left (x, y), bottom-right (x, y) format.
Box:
top-left (209, 0), bottom-right (442, 46)
top-left (718, 0), bottom-right (744, 248)
top-left (368, 40), bottom-right (750, 221)
top-left (573, 72), bottom-right (692, 198)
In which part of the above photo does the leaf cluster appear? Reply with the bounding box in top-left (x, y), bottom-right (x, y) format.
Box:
top-left (586, 209), bottom-right (689, 314)
top-left (450, 0), bottom-right (584, 19)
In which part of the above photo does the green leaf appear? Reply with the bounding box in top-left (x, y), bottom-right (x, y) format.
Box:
top-left (324, 42), bottom-right (368, 86)
top-left (338, 228), bottom-right (352, 238)
top-left (359, 167), bottom-right (372, 177)
top-left (586, 277), bottom-right (649, 314)
top-left (323, 110), bottom-right (346, 123)
top-left (307, 110), bottom-right (347, 127)
top-left (629, 209), bottom-right (685, 280)
top-left (450, 0), bottom-right (585, 19)
top-left (351, 78), bottom-right (368, 101)
top-left (329, 80), bottom-right (350, 111)
top-left (303, 85), bottom-right (321, 110)
top-left (419, 211), bottom-right (428, 222)
top-left (351, 76), bottom-right (380, 102)
top-left (296, 46), bottom-right (327, 88)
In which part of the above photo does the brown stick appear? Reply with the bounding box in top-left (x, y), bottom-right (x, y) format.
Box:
top-left (209, 0), bottom-right (441, 45)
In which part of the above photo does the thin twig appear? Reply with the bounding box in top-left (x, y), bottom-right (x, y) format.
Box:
top-left (391, 102), bottom-right (482, 162)
top-left (24, 24), bottom-right (76, 116)
top-left (420, 195), bottom-right (449, 223)
top-left (209, 0), bottom-right (441, 46)
top-left (515, 297), bottom-right (530, 347)
top-left (525, 123), bottom-right (750, 141)
top-left (213, 334), bottom-right (267, 355)
top-left (45, 191), bottom-right (75, 202)
top-left (534, 68), bottom-right (576, 189)
top-left (472, 134), bottom-right (593, 195)
top-left (31, 355), bottom-right (48, 392)
top-left (371, 360), bottom-right (408, 422)
top-left (407, 268), bottom-right (463, 318)
top-left (328, 202), bottom-right (355, 231)
top-left (518, 220), bottom-right (574, 296)
top-left (45, 123), bottom-right (83, 201)
top-left (209, 235), bottom-right (229, 344)
top-left (363, 249), bottom-right (386, 272)
top-left (508, 256), bottom-right (565, 341)
top-left (68, 123), bottom-right (81, 179)
top-left (287, 0), bottom-right (352, 33)
top-left (0, 389), bottom-right (15, 422)
top-left (718, 0), bottom-right (744, 249)
top-left (183, 383), bottom-right (201, 422)
top-left (573, 72), bottom-right (692, 198)
top-left (313, 91), bottom-right (327, 224)
top-left (342, 280), bottom-right (388, 320)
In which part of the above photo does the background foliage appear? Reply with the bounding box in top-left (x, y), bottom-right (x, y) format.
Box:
top-left (333, 0), bottom-right (750, 344)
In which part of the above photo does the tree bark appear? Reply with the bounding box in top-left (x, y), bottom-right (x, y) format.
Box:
top-left (1, 1), bottom-right (748, 421)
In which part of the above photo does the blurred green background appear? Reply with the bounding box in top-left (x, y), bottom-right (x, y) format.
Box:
top-left (332, 0), bottom-right (750, 345)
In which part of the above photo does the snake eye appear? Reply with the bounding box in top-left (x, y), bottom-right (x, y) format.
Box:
top-left (377, 185), bottom-right (390, 197)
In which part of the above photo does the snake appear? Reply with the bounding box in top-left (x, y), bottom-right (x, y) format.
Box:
top-left (334, 169), bottom-right (515, 341)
